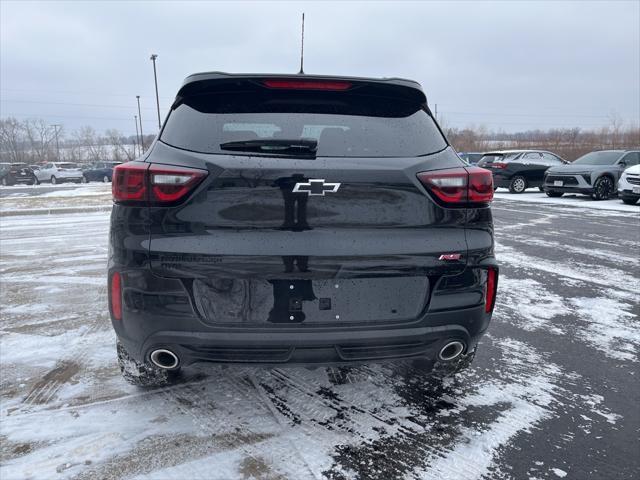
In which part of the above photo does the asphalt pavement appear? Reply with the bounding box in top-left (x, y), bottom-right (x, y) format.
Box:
top-left (0, 191), bottom-right (638, 480)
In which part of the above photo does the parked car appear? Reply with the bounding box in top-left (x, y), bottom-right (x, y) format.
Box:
top-left (477, 150), bottom-right (566, 193)
top-left (458, 152), bottom-right (484, 165)
top-left (34, 162), bottom-right (85, 184)
top-left (108, 72), bottom-right (498, 387)
top-left (0, 163), bottom-right (37, 186)
top-left (82, 162), bottom-right (122, 183)
top-left (543, 150), bottom-right (640, 200)
top-left (618, 164), bottom-right (640, 205)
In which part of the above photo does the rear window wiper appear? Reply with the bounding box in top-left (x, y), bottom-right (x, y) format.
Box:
top-left (219, 139), bottom-right (317, 157)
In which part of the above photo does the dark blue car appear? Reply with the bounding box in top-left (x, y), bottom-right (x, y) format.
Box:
top-left (82, 162), bottom-right (122, 183)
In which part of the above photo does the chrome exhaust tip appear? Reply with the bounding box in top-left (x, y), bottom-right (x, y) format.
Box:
top-left (438, 341), bottom-right (465, 361)
top-left (150, 349), bottom-right (179, 369)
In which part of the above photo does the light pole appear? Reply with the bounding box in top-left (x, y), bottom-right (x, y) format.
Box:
top-left (134, 115), bottom-right (140, 157)
top-left (136, 96), bottom-right (144, 152)
top-left (150, 54), bottom-right (161, 130)
top-left (51, 124), bottom-right (61, 160)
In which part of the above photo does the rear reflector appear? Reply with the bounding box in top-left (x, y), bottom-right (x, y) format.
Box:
top-left (417, 167), bottom-right (493, 205)
top-left (112, 162), bottom-right (207, 204)
top-left (110, 272), bottom-right (122, 321)
top-left (485, 267), bottom-right (498, 313)
top-left (262, 79), bottom-right (352, 91)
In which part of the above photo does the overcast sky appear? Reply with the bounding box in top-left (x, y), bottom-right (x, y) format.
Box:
top-left (1, 0), bottom-right (639, 136)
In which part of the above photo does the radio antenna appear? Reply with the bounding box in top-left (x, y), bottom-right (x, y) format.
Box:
top-left (298, 13), bottom-right (305, 74)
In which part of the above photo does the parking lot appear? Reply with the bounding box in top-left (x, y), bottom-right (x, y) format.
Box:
top-left (0, 184), bottom-right (638, 480)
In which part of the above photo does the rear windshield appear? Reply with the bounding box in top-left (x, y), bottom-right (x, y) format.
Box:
top-left (58, 163), bottom-right (79, 168)
top-left (160, 92), bottom-right (446, 158)
top-left (573, 151), bottom-right (622, 165)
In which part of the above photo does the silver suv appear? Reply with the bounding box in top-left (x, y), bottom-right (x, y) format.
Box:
top-left (543, 150), bottom-right (640, 200)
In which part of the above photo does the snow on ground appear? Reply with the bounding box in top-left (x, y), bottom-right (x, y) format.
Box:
top-left (494, 189), bottom-right (640, 213)
top-left (0, 186), bottom-right (638, 479)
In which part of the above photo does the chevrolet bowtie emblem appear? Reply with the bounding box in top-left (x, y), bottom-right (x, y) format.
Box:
top-left (292, 179), bottom-right (341, 196)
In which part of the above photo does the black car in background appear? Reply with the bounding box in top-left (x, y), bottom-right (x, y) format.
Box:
top-left (108, 72), bottom-right (498, 387)
top-left (458, 152), bottom-right (484, 165)
top-left (477, 150), bottom-right (566, 193)
top-left (543, 150), bottom-right (640, 200)
top-left (0, 163), bottom-right (37, 186)
top-left (82, 161), bottom-right (122, 182)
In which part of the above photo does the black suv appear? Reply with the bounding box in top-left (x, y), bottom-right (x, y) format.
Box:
top-left (0, 163), bottom-right (37, 186)
top-left (477, 150), bottom-right (566, 193)
top-left (108, 72), bottom-right (498, 387)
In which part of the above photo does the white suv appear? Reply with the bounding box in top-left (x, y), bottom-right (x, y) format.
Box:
top-left (618, 164), bottom-right (640, 205)
top-left (35, 162), bottom-right (84, 184)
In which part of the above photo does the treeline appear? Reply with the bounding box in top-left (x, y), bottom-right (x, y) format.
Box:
top-left (446, 125), bottom-right (640, 161)
top-left (2, 117), bottom-right (639, 164)
top-left (0, 117), bottom-right (154, 164)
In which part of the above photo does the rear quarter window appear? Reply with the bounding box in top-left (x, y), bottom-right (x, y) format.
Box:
top-left (161, 92), bottom-right (447, 158)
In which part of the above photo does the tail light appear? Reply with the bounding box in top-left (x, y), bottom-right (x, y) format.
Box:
top-left (262, 79), bottom-right (352, 91)
top-left (110, 271), bottom-right (122, 321)
top-left (112, 162), bottom-right (207, 204)
top-left (491, 162), bottom-right (507, 169)
top-left (485, 267), bottom-right (498, 313)
top-left (417, 167), bottom-right (493, 205)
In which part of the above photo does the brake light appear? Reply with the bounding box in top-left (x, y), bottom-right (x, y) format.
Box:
top-left (467, 166), bottom-right (494, 202)
top-left (262, 79), bottom-right (352, 91)
top-left (113, 163), bottom-right (147, 202)
top-left (112, 163), bottom-right (207, 204)
top-left (416, 167), bottom-right (493, 205)
top-left (110, 271), bottom-right (122, 321)
top-left (485, 267), bottom-right (498, 313)
top-left (491, 162), bottom-right (507, 169)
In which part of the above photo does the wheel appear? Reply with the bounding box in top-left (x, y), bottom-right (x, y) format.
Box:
top-left (102, 175), bottom-right (110, 183)
top-left (538, 186), bottom-right (544, 192)
top-left (592, 176), bottom-right (614, 200)
top-left (546, 191), bottom-right (563, 198)
top-left (622, 197), bottom-right (638, 205)
top-left (116, 341), bottom-right (178, 387)
top-left (27, 179), bottom-right (35, 185)
top-left (1, 177), bottom-right (7, 186)
top-left (508, 176), bottom-right (527, 193)
top-left (81, 175), bottom-right (88, 184)
top-left (35, 178), bottom-right (40, 185)
top-left (50, 176), bottom-right (57, 184)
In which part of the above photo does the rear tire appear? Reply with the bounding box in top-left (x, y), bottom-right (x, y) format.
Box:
top-left (50, 176), bottom-right (57, 185)
top-left (592, 176), bottom-right (614, 200)
top-left (546, 191), bottom-right (563, 197)
top-left (117, 341), bottom-right (178, 387)
top-left (1, 177), bottom-right (8, 186)
top-left (103, 175), bottom-right (110, 183)
top-left (81, 175), bottom-right (88, 183)
top-left (538, 186), bottom-right (544, 192)
top-left (508, 176), bottom-right (527, 193)
top-left (622, 197), bottom-right (638, 205)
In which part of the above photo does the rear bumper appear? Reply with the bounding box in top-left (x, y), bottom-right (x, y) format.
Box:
top-left (117, 304), bottom-right (490, 367)
top-left (111, 267), bottom-right (496, 367)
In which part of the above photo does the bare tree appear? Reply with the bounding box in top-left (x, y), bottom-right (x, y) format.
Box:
top-left (24, 119), bottom-right (57, 163)
top-left (0, 117), bottom-right (27, 163)
top-left (105, 129), bottom-right (135, 162)
top-left (74, 126), bottom-right (107, 162)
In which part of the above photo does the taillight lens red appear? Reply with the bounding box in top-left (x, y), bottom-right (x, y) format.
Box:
top-left (262, 79), bottom-right (352, 91)
top-left (112, 163), bottom-right (148, 202)
top-left (110, 271), bottom-right (122, 321)
top-left (485, 267), bottom-right (498, 313)
top-left (491, 162), bottom-right (507, 169)
top-left (112, 162), bottom-right (207, 204)
top-left (417, 167), bottom-right (493, 205)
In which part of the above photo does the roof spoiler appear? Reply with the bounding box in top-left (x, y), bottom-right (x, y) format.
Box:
top-left (172, 72), bottom-right (427, 110)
